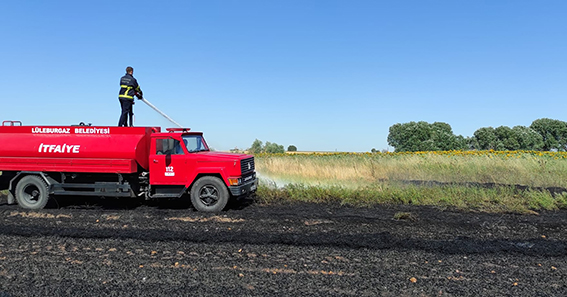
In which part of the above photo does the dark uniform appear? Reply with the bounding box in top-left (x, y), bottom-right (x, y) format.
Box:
top-left (118, 73), bottom-right (143, 127)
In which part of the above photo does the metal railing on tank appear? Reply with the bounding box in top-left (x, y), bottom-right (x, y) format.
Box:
top-left (2, 121), bottom-right (22, 126)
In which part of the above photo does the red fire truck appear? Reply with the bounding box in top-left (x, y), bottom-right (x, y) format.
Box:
top-left (0, 121), bottom-right (257, 212)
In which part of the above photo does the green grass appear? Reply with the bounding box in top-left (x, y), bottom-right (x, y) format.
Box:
top-left (256, 182), bottom-right (566, 214)
top-left (393, 212), bottom-right (416, 221)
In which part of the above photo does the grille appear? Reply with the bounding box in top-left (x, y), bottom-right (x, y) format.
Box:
top-left (241, 157), bottom-right (255, 174)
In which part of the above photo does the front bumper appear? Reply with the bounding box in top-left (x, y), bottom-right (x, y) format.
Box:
top-left (229, 178), bottom-right (258, 196)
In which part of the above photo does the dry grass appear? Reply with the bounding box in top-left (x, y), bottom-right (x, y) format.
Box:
top-left (256, 151), bottom-right (567, 189)
top-left (255, 151), bottom-right (567, 213)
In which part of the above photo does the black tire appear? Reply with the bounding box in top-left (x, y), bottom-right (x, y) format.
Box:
top-left (190, 176), bottom-right (229, 212)
top-left (15, 175), bottom-right (50, 210)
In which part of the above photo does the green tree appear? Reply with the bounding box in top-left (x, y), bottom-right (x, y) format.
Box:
top-left (248, 139), bottom-right (285, 154)
top-left (494, 126), bottom-right (516, 150)
top-left (512, 125), bottom-right (544, 150)
top-left (473, 127), bottom-right (497, 150)
top-left (387, 121), bottom-right (465, 152)
top-left (473, 125), bottom-right (544, 151)
top-left (249, 139), bottom-right (264, 154)
top-left (430, 122), bottom-right (467, 151)
top-left (287, 145), bottom-right (297, 152)
top-left (464, 136), bottom-right (476, 150)
top-left (264, 142), bottom-right (285, 154)
top-left (388, 121), bottom-right (433, 152)
top-left (530, 118), bottom-right (567, 151)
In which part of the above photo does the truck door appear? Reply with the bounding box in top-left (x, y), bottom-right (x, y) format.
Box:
top-left (149, 137), bottom-right (188, 185)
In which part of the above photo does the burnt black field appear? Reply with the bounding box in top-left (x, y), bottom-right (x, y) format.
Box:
top-left (0, 194), bottom-right (566, 296)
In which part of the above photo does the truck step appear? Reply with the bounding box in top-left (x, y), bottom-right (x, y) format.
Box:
top-left (149, 193), bottom-right (180, 199)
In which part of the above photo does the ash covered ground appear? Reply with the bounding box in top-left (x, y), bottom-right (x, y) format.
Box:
top-left (0, 194), bottom-right (565, 296)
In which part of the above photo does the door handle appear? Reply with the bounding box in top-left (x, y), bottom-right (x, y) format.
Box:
top-left (153, 159), bottom-right (158, 163)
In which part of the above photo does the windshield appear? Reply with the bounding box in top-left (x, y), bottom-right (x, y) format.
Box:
top-left (182, 135), bottom-right (209, 153)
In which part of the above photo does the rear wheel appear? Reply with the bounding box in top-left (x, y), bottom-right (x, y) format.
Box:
top-left (15, 175), bottom-right (50, 210)
top-left (190, 176), bottom-right (229, 212)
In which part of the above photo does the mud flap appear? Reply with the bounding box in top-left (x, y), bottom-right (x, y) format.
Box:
top-left (7, 191), bottom-right (15, 204)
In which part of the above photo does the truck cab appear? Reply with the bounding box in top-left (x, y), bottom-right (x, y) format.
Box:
top-left (147, 128), bottom-right (257, 212)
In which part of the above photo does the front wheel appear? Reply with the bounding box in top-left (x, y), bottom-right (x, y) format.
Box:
top-left (15, 175), bottom-right (50, 210)
top-left (190, 176), bottom-right (229, 212)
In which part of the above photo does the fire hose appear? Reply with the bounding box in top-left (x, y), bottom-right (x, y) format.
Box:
top-left (139, 98), bottom-right (183, 128)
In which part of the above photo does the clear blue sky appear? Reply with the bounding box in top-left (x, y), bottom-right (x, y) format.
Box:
top-left (1, 1), bottom-right (565, 152)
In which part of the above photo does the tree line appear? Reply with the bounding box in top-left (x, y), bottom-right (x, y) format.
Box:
top-left (387, 118), bottom-right (567, 152)
top-left (246, 139), bottom-right (297, 154)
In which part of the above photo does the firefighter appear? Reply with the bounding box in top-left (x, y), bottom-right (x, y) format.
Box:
top-left (118, 66), bottom-right (143, 127)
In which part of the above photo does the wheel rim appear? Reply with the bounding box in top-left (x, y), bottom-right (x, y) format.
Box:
top-left (22, 184), bottom-right (42, 205)
top-left (198, 185), bottom-right (219, 206)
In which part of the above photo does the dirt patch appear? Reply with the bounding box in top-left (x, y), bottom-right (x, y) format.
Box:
top-left (166, 216), bottom-right (245, 223)
top-left (8, 211), bottom-right (72, 219)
